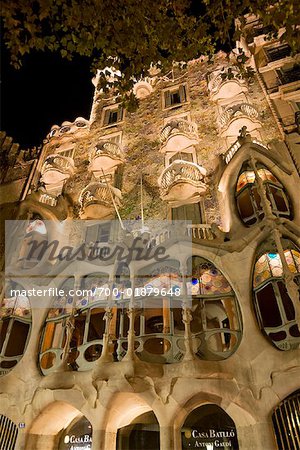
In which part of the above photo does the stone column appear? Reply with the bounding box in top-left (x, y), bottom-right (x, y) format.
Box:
top-left (249, 155), bottom-right (275, 220)
top-left (160, 425), bottom-right (175, 450)
top-left (181, 264), bottom-right (195, 361)
top-left (98, 272), bottom-right (115, 362)
top-left (91, 428), bottom-right (106, 450)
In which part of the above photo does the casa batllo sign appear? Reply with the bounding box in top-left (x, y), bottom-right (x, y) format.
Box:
top-left (183, 428), bottom-right (236, 449)
top-left (62, 434), bottom-right (92, 450)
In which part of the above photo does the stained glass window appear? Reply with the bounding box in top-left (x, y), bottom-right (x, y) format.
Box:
top-left (77, 273), bottom-right (109, 307)
top-left (137, 262), bottom-right (183, 294)
top-left (236, 164), bottom-right (291, 226)
top-left (186, 256), bottom-right (242, 360)
top-left (253, 246), bottom-right (300, 350)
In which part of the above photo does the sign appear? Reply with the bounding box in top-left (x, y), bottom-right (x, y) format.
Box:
top-left (182, 428), bottom-right (237, 449)
top-left (62, 434), bottom-right (92, 450)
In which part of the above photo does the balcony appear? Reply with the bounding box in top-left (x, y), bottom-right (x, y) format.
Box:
top-left (246, 24), bottom-right (276, 44)
top-left (89, 141), bottom-right (124, 173)
top-left (218, 103), bottom-right (259, 130)
top-left (160, 119), bottom-right (199, 153)
top-left (158, 161), bottom-right (206, 204)
top-left (79, 182), bottom-right (121, 219)
top-left (267, 67), bottom-right (300, 96)
top-left (41, 154), bottom-right (75, 184)
top-left (279, 67), bottom-right (300, 84)
top-left (208, 69), bottom-right (248, 101)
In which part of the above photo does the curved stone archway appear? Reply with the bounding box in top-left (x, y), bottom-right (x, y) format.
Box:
top-left (25, 401), bottom-right (84, 450)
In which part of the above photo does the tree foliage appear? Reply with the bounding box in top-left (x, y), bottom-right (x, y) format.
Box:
top-left (1, 0), bottom-right (299, 107)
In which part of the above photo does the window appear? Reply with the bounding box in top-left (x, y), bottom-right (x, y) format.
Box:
top-left (163, 85), bottom-right (187, 108)
top-left (253, 245), bottom-right (300, 350)
top-left (172, 202), bottom-right (203, 223)
top-left (277, 65), bottom-right (300, 85)
top-left (272, 390), bottom-right (300, 450)
top-left (236, 164), bottom-right (291, 226)
top-left (169, 152), bottom-right (194, 164)
top-left (116, 260), bottom-right (184, 363)
top-left (86, 222), bottom-right (111, 244)
top-left (39, 278), bottom-right (74, 374)
top-left (102, 105), bottom-right (123, 127)
top-left (117, 412), bottom-right (160, 450)
top-left (105, 131), bottom-right (122, 145)
top-left (0, 283), bottom-right (32, 376)
top-left (59, 416), bottom-right (92, 450)
top-left (266, 44), bottom-right (291, 62)
top-left (39, 274), bottom-right (117, 374)
top-left (186, 256), bottom-right (242, 360)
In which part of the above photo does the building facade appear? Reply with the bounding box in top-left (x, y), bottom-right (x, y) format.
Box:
top-left (0, 14), bottom-right (300, 450)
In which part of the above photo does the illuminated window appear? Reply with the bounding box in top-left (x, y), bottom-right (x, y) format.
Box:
top-left (272, 390), bottom-right (300, 450)
top-left (39, 278), bottom-right (74, 374)
top-left (116, 261), bottom-right (184, 363)
top-left (236, 164), bottom-right (291, 226)
top-left (39, 274), bottom-right (115, 374)
top-left (0, 283), bottom-right (32, 376)
top-left (253, 245), bottom-right (300, 350)
top-left (186, 256), bottom-right (242, 360)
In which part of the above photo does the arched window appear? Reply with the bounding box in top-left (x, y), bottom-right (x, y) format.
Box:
top-left (182, 404), bottom-right (239, 449)
top-left (0, 414), bottom-right (18, 450)
top-left (235, 164), bottom-right (291, 226)
top-left (116, 411), bottom-right (160, 450)
top-left (117, 261), bottom-right (184, 363)
top-left (39, 273), bottom-right (112, 374)
top-left (39, 278), bottom-right (74, 374)
top-left (272, 390), bottom-right (300, 450)
top-left (253, 244), bottom-right (300, 350)
top-left (59, 415), bottom-right (92, 450)
top-left (0, 283), bottom-right (32, 376)
top-left (186, 256), bottom-right (242, 360)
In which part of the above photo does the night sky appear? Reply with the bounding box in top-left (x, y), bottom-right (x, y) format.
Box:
top-left (1, 44), bottom-right (94, 149)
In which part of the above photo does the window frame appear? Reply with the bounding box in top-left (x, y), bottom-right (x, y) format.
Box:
top-left (162, 84), bottom-right (188, 110)
top-left (101, 104), bottom-right (124, 128)
top-left (252, 248), bottom-right (300, 351)
top-left (235, 164), bottom-right (291, 226)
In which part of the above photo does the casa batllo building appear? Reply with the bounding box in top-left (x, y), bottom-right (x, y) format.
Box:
top-left (0, 13), bottom-right (300, 450)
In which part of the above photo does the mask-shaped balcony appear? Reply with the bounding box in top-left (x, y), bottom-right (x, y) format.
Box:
top-left (160, 119), bottom-right (199, 153)
top-left (79, 182), bottom-right (121, 219)
top-left (208, 69), bottom-right (248, 101)
top-left (158, 161), bottom-right (207, 204)
top-left (89, 141), bottom-right (124, 174)
top-left (41, 154), bottom-right (75, 185)
top-left (218, 103), bottom-right (259, 130)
